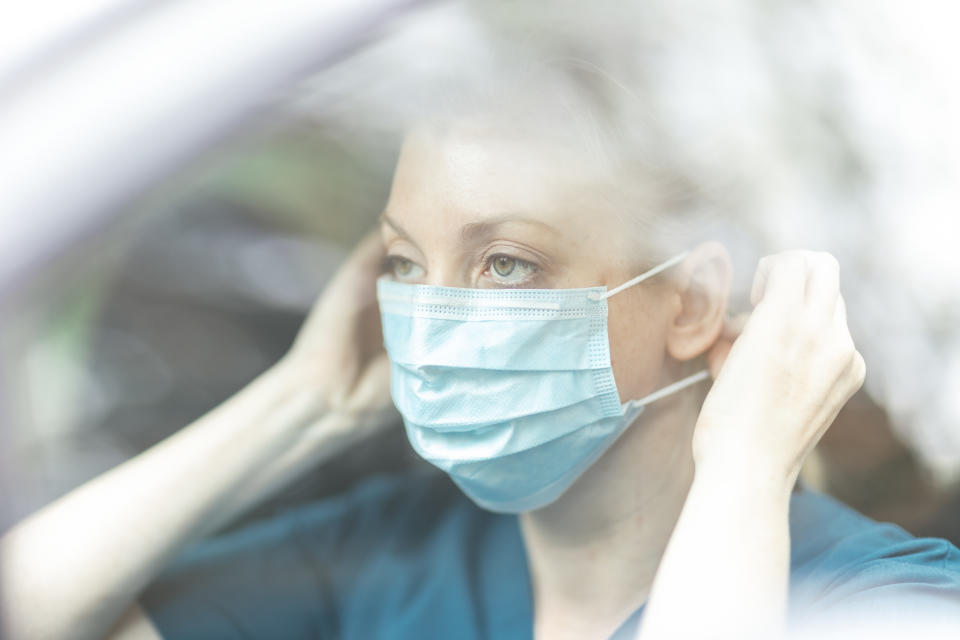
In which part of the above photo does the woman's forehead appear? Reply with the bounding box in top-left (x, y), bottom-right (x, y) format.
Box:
top-left (388, 124), bottom-right (616, 231)
top-left (402, 120), bottom-right (601, 171)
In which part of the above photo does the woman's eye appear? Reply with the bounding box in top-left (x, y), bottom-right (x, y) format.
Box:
top-left (485, 254), bottom-right (538, 285)
top-left (385, 256), bottom-right (424, 280)
top-left (395, 258), bottom-right (413, 276)
top-left (492, 256), bottom-right (516, 277)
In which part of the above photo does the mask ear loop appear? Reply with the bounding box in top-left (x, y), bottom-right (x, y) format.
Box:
top-left (587, 251), bottom-right (690, 301)
top-left (590, 251), bottom-right (711, 409)
top-left (623, 369), bottom-right (711, 413)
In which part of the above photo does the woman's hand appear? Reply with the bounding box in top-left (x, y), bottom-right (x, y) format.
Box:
top-left (639, 251), bottom-right (865, 640)
top-left (0, 234), bottom-right (398, 640)
top-left (281, 232), bottom-right (395, 432)
top-left (694, 250), bottom-right (866, 491)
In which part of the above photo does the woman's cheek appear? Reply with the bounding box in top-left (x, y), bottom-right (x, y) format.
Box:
top-left (607, 296), bottom-right (669, 403)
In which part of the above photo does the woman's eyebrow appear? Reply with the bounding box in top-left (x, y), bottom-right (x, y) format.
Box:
top-left (379, 213), bottom-right (419, 247)
top-left (460, 215), bottom-right (561, 243)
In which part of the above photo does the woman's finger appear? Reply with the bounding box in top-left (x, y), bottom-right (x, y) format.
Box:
top-left (327, 232), bottom-right (387, 303)
top-left (833, 292), bottom-right (849, 330)
top-left (750, 252), bottom-right (808, 309)
top-left (294, 232), bottom-right (385, 352)
top-left (804, 252), bottom-right (840, 316)
top-left (721, 312), bottom-right (750, 340)
top-left (706, 337), bottom-right (734, 379)
top-left (853, 350), bottom-right (866, 388)
top-left (704, 313), bottom-right (750, 379)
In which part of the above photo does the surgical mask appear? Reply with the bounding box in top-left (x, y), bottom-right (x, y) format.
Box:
top-left (377, 252), bottom-right (710, 513)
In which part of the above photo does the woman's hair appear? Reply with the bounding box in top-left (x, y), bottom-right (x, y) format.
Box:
top-left (420, 58), bottom-right (722, 269)
top-left (304, 15), bottom-right (726, 271)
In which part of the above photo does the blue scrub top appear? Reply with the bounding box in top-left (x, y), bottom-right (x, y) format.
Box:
top-left (141, 472), bottom-right (960, 639)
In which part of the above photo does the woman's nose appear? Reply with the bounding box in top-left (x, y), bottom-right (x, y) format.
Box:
top-left (418, 259), bottom-right (471, 288)
top-left (424, 269), bottom-right (470, 288)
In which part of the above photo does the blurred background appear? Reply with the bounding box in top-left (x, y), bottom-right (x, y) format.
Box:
top-left (1, 0), bottom-right (959, 542)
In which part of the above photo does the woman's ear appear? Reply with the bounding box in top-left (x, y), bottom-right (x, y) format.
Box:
top-left (665, 241), bottom-right (732, 362)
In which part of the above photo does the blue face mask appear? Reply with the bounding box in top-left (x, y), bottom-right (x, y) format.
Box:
top-left (377, 252), bottom-right (710, 513)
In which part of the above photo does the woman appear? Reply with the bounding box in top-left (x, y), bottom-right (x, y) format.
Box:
top-left (3, 80), bottom-right (960, 640)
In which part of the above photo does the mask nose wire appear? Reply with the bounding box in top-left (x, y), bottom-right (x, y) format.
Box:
top-left (586, 251), bottom-right (690, 301)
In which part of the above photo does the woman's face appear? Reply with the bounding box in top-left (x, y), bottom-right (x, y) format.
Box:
top-left (379, 124), bottom-right (684, 403)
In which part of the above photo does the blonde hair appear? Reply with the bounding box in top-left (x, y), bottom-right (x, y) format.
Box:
top-left (306, 13), bottom-right (729, 271)
top-left (421, 57), bottom-right (722, 269)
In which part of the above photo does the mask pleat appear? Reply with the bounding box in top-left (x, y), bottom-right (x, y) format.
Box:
top-left (374, 253), bottom-right (698, 514)
top-left (391, 364), bottom-right (621, 430)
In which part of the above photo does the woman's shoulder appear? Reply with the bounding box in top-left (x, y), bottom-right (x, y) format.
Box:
top-left (166, 470), bottom-right (487, 574)
top-left (142, 472), bottom-right (507, 639)
top-left (787, 488), bottom-right (960, 616)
